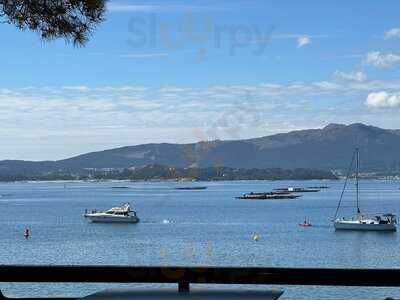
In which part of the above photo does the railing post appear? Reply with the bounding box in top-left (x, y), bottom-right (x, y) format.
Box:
top-left (178, 281), bottom-right (190, 293)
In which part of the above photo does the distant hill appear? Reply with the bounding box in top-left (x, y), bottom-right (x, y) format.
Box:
top-left (1, 123), bottom-right (400, 175)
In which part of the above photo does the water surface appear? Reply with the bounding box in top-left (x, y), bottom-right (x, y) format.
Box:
top-left (0, 180), bottom-right (399, 299)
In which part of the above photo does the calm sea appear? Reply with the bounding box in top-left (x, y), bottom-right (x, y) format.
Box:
top-left (0, 180), bottom-right (399, 299)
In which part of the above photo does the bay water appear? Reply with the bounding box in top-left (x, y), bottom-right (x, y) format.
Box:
top-left (0, 180), bottom-right (399, 299)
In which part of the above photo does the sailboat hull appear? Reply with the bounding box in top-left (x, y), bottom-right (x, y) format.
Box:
top-left (334, 221), bottom-right (396, 231)
top-left (334, 149), bottom-right (397, 232)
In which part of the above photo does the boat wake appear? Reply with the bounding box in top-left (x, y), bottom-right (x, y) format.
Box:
top-left (139, 219), bottom-right (173, 224)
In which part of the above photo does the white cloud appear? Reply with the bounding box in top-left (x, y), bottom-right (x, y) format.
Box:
top-left (271, 33), bottom-right (326, 47)
top-left (385, 28), bottom-right (400, 39)
top-left (363, 51), bottom-right (400, 68)
top-left (297, 36), bottom-right (311, 48)
top-left (62, 86), bottom-right (91, 92)
top-left (313, 81), bottom-right (341, 91)
top-left (108, 4), bottom-right (167, 12)
top-left (4, 80), bottom-right (400, 160)
top-left (333, 71), bottom-right (367, 82)
top-left (108, 3), bottom-right (207, 13)
top-left (273, 34), bottom-right (327, 39)
top-left (366, 91), bottom-right (400, 108)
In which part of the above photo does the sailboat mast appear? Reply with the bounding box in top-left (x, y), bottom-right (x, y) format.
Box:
top-left (356, 148), bottom-right (360, 214)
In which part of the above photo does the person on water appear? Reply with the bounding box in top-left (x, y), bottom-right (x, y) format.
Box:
top-left (24, 228), bottom-right (30, 238)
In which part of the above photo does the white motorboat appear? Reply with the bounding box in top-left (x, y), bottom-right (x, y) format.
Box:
top-left (84, 203), bottom-right (139, 223)
top-left (333, 148), bottom-right (396, 231)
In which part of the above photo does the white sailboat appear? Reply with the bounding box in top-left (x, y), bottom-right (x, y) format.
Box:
top-left (333, 148), bottom-right (397, 231)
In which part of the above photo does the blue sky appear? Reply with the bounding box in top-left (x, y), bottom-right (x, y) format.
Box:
top-left (1, 0), bottom-right (400, 160)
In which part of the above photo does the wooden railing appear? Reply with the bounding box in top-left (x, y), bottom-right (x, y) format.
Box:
top-left (1, 265), bottom-right (400, 299)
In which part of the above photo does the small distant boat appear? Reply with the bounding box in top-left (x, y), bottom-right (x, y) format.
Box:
top-left (237, 192), bottom-right (301, 200)
top-left (333, 148), bottom-right (397, 231)
top-left (111, 186), bottom-right (129, 189)
top-left (299, 221), bottom-right (312, 227)
top-left (84, 203), bottom-right (139, 223)
top-left (275, 187), bottom-right (320, 193)
top-left (175, 186), bottom-right (207, 190)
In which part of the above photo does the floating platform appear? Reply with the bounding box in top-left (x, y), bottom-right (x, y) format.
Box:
top-left (237, 192), bottom-right (301, 200)
top-left (307, 186), bottom-right (329, 189)
top-left (175, 186), bottom-right (207, 190)
top-left (275, 187), bottom-right (320, 193)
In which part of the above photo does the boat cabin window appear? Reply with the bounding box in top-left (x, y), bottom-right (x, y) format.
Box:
top-left (114, 212), bottom-right (127, 215)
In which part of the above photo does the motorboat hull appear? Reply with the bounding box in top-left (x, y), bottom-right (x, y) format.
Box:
top-left (86, 215), bottom-right (140, 223)
top-left (334, 221), bottom-right (396, 231)
top-left (84, 202), bottom-right (139, 224)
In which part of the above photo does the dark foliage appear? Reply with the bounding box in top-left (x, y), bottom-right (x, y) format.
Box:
top-left (0, 164), bottom-right (338, 182)
top-left (0, 0), bottom-right (107, 45)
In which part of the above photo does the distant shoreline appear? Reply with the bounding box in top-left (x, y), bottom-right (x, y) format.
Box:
top-left (0, 165), bottom-right (338, 182)
top-left (3, 176), bottom-right (399, 183)
top-left (0, 178), bottom-right (340, 184)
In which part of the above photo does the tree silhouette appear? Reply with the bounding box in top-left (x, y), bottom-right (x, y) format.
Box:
top-left (0, 0), bottom-right (107, 46)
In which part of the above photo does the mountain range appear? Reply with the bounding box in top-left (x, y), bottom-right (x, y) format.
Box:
top-left (1, 123), bottom-right (400, 175)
